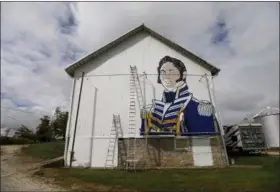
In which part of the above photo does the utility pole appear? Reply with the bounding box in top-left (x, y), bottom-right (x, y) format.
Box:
top-left (70, 72), bottom-right (85, 168)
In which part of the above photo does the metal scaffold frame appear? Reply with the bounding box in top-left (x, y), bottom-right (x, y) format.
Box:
top-left (69, 70), bottom-right (228, 170)
top-left (204, 74), bottom-right (229, 166)
top-left (127, 69), bottom-right (229, 169)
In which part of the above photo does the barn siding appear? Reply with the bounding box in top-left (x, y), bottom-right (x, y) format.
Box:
top-left (65, 32), bottom-right (224, 168)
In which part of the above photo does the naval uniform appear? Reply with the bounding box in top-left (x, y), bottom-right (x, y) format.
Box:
top-left (140, 83), bottom-right (216, 136)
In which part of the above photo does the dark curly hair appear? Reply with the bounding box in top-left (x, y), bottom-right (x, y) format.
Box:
top-left (157, 56), bottom-right (187, 84)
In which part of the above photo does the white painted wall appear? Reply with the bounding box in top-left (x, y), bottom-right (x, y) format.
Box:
top-left (192, 138), bottom-right (213, 166)
top-left (65, 32), bottom-right (218, 168)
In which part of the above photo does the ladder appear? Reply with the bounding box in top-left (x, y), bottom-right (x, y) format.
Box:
top-left (115, 114), bottom-right (123, 139)
top-left (130, 66), bottom-right (145, 109)
top-left (127, 66), bottom-right (145, 171)
top-left (105, 114), bottom-right (120, 168)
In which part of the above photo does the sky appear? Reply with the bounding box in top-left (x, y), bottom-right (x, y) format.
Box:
top-left (1, 2), bottom-right (279, 131)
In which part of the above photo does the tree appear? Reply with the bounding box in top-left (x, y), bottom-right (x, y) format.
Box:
top-left (51, 107), bottom-right (68, 140)
top-left (14, 125), bottom-right (37, 141)
top-left (4, 128), bottom-right (12, 137)
top-left (36, 115), bottom-right (53, 142)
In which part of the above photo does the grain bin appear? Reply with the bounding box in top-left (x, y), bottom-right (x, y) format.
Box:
top-left (253, 106), bottom-right (279, 148)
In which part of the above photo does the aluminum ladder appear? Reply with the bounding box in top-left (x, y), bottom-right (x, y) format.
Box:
top-left (105, 114), bottom-right (120, 168)
top-left (127, 66), bottom-right (145, 171)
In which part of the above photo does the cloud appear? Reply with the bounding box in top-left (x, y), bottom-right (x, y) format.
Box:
top-left (1, 2), bottom-right (74, 129)
top-left (1, 2), bottom-right (279, 129)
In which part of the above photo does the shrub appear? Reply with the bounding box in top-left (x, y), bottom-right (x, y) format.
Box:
top-left (0, 136), bottom-right (34, 145)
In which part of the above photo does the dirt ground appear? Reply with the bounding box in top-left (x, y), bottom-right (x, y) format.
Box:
top-left (1, 145), bottom-right (67, 192)
top-left (2, 145), bottom-right (277, 192)
top-left (265, 151), bottom-right (279, 156)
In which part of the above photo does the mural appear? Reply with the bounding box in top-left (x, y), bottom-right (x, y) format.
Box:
top-left (140, 56), bottom-right (216, 136)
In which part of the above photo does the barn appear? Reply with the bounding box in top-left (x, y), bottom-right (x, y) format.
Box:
top-left (64, 24), bottom-right (229, 169)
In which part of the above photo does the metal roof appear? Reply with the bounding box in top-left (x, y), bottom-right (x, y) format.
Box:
top-left (238, 118), bottom-right (260, 125)
top-left (253, 106), bottom-right (280, 118)
top-left (65, 24), bottom-right (221, 77)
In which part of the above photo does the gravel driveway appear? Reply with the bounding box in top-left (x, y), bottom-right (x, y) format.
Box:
top-left (1, 145), bottom-right (67, 192)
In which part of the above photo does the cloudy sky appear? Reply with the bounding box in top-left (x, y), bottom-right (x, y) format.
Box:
top-left (1, 2), bottom-right (279, 130)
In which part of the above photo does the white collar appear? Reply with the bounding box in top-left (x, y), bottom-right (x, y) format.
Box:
top-left (163, 81), bottom-right (185, 92)
top-left (175, 82), bottom-right (188, 99)
top-left (162, 82), bottom-right (187, 102)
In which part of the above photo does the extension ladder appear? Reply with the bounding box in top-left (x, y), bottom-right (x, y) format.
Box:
top-left (105, 114), bottom-right (121, 168)
top-left (127, 66), bottom-right (145, 170)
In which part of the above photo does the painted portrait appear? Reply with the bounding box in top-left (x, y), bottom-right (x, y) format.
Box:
top-left (140, 56), bottom-right (216, 136)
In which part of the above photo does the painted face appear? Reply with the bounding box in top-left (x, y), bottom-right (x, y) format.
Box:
top-left (159, 62), bottom-right (181, 89)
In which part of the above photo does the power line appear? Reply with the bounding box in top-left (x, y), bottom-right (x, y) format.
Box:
top-left (1, 98), bottom-right (70, 117)
top-left (6, 116), bottom-right (21, 122)
top-left (3, 116), bottom-right (39, 130)
top-left (78, 73), bottom-right (212, 78)
top-left (196, 77), bottom-right (274, 122)
top-left (1, 106), bottom-right (47, 116)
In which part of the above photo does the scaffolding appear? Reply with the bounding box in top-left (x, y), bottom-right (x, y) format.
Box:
top-left (68, 69), bottom-right (229, 170)
top-left (125, 68), bottom-right (229, 170)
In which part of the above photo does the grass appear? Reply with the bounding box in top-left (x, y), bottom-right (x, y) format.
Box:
top-left (21, 141), bottom-right (65, 160)
top-left (21, 142), bottom-right (279, 191)
top-left (38, 155), bottom-right (280, 192)
top-left (234, 154), bottom-right (278, 166)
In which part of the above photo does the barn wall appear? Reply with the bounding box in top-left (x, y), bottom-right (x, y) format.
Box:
top-left (118, 136), bottom-right (226, 168)
top-left (65, 32), bottom-right (223, 168)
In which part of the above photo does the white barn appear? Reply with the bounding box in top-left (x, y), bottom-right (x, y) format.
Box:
top-left (64, 24), bottom-right (228, 169)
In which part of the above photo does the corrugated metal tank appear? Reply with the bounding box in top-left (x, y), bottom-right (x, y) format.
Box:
top-left (253, 107), bottom-right (279, 148)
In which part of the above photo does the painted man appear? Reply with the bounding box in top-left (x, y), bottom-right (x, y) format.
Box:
top-left (140, 56), bottom-right (216, 136)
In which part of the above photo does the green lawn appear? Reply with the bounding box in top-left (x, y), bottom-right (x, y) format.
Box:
top-left (39, 155), bottom-right (279, 192)
top-left (21, 142), bottom-right (279, 191)
top-left (21, 141), bottom-right (65, 160)
top-left (234, 154), bottom-right (279, 166)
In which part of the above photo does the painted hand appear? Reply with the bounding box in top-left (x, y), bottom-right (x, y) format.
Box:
top-left (180, 112), bottom-right (184, 121)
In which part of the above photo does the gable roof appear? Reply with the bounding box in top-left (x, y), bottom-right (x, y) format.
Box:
top-left (65, 24), bottom-right (220, 77)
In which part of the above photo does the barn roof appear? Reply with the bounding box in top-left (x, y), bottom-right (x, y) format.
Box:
top-left (65, 24), bottom-right (221, 77)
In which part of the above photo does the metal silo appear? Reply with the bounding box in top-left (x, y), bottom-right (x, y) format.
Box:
top-left (253, 106), bottom-right (279, 148)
